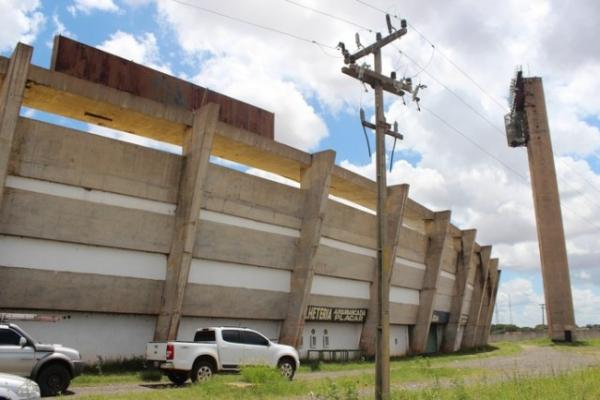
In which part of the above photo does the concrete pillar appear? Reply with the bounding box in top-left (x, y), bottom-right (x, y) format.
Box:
top-left (461, 245), bottom-right (491, 349)
top-left (480, 264), bottom-right (501, 346)
top-left (279, 150), bottom-right (335, 348)
top-left (0, 43), bottom-right (32, 207)
top-left (524, 77), bottom-right (576, 341)
top-left (154, 103), bottom-right (219, 341)
top-left (410, 210), bottom-right (451, 354)
top-left (359, 184), bottom-right (410, 356)
top-left (441, 229), bottom-right (476, 352)
top-left (475, 258), bottom-right (498, 347)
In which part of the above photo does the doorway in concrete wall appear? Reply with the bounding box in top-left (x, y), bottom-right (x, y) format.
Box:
top-left (425, 325), bottom-right (438, 354)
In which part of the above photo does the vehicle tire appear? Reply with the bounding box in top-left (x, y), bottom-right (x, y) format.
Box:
top-left (166, 371), bottom-right (189, 385)
top-left (277, 357), bottom-right (296, 380)
top-left (190, 359), bottom-right (214, 383)
top-left (38, 363), bottom-right (71, 396)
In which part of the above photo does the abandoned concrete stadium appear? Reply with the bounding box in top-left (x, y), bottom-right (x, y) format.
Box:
top-left (0, 38), bottom-right (500, 363)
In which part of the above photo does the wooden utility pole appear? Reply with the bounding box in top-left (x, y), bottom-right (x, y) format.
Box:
top-left (339, 17), bottom-right (415, 400)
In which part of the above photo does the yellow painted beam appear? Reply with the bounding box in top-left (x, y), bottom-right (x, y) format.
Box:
top-left (0, 56), bottom-right (442, 225)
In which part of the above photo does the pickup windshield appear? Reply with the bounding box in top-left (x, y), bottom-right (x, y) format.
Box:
top-left (194, 330), bottom-right (216, 342)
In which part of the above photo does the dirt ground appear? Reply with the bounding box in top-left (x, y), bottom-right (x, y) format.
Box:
top-left (451, 345), bottom-right (600, 377)
top-left (67, 344), bottom-right (600, 398)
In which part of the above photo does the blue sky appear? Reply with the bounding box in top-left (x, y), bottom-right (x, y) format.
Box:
top-left (2, 0), bottom-right (600, 327)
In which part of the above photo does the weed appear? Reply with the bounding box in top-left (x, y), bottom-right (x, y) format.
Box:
top-left (240, 365), bottom-right (285, 385)
top-left (138, 369), bottom-right (162, 382)
top-left (313, 379), bottom-right (360, 400)
top-left (309, 359), bottom-right (322, 371)
top-left (83, 356), bottom-right (146, 375)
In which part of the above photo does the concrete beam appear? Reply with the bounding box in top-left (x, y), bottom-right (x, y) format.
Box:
top-left (441, 229), bottom-right (476, 352)
top-left (477, 259), bottom-right (499, 347)
top-left (0, 43), bottom-right (32, 207)
top-left (524, 77), bottom-right (576, 341)
top-left (410, 210), bottom-right (451, 354)
top-left (0, 267), bottom-right (162, 315)
top-left (359, 184), bottom-right (410, 356)
top-left (481, 268), bottom-right (501, 346)
top-left (279, 151), bottom-right (335, 348)
top-left (11, 117), bottom-right (182, 203)
top-left (0, 188), bottom-right (174, 253)
top-left (0, 56), bottom-right (435, 220)
top-left (461, 245), bottom-right (492, 349)
top-left (154, 103), bottom-right (219, 341)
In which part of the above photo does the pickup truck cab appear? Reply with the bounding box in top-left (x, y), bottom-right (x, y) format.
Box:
top-left (0, 324), bottom-right (83, 397)
top-left (146, 327), bottom-right (299, 384)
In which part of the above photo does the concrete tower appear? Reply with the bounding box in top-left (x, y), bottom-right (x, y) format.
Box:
top-left (505, 71), bottom-right (576, 341)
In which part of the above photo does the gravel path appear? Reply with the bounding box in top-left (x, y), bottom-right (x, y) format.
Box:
top-left (66, 383), bottom-right (166, 397)
top-left (66, 345), bottom-right (600, 398)
top-left (449, 345), bottom-right (600, 377)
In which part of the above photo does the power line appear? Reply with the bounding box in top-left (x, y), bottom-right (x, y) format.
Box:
top-left (277, 0), bottom-right (511, 148)
top-left (351, 0), bottom-right (600, 203)
top-left (407, 45), bottom-right (435, 79)
top-left (421, 104), bottom-right (600, 233)
top-left (404, 49), bottom-right (600, 203)
top-left (355, 0), bottom-right (509, 112)
top-left (172, 0), bottom-right (600, 213)
top-left (421, 104), bottom-right (529, 182)
top-left (406, 21), bottom-right (509, 112)
top-left (397, 47), bottom-right (508, 135)
top-left (557, 158), bottom-right (600, 199)
top-left (353, 0), bottom-right (387, 14)
top-left (168, 0), bottom-right (338, 51)
top-left (399, 49), bottom-right (600, 212)
top-left (283, 0), bottom-right (373, 33)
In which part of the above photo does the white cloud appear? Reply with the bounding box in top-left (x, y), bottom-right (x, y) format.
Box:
top-left (151, 0), bottom-right (600, 301)
top-left (192, 57), bottom-right (328, 150)
top-left (497, 277), bottom-right (600, 327)
top-left (85, 124), bottom-right (181, 154)
top-left (496, 278), bottom-right (544, 327)
top-left (246, 168), bottom-right (300, 188)
top-left (67, 0), bottom-right (119, 15)
top-left (154, 0), bottom-right (353, 151)
top-left (573, 287), bottom-right (600, 326)
top-left (97, 31), bottom-right (171, 74)
top-left (46, 14), bottom-right (76, 48)
top-left (52, 14), bottom-right (73, 37)
top-left (0, 0), bottom-right (45, 52)
top-left (38, 0), bottom-right (600, 323)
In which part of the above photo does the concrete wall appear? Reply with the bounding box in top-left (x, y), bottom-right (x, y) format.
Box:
top-left (490, 329), bottom-right (600, 343)
top-left (0, 84), bottom-right (495, 359)
top-left (8, 312), bottom-right (156, 363)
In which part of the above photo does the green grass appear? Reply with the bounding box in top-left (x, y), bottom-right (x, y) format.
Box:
top-left (522, 337), bottom-right (600, 356)
top-left (76, 373), bottom-right (323, 399)
top-left (393, 366), bottom-right (600, 399)
top-left (72, 343), bottom-right (520, 392)
top-left (299, 342), bottom-right (522, 374)
top-left (70, 340), bottom-right (600, 399)
top-left (72, 363), bottom-right (484, 399)
top-left (74, 365), bottom-right (600, 400)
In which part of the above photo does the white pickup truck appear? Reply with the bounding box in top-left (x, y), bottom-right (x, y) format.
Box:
top-left (146, 327), bottom-right (300, 384)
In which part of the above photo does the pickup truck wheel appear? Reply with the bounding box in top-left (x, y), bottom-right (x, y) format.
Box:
top-left (191, 360), bottom-right (214, 383)
top-left (167, 371), bottom-right (189, 385)
top-left (278, 357), bottom-right (296, 380)
top-left (38, 363), bottom-right (71, 396)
